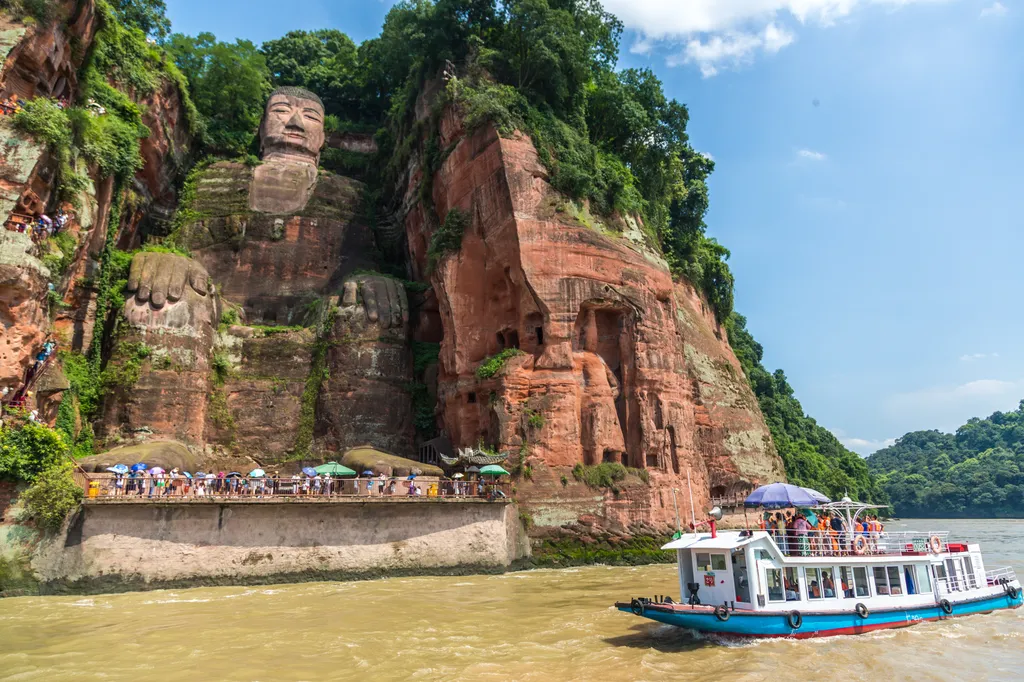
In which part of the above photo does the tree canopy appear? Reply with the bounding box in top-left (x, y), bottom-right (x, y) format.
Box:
top-left (867, 401), bottom-right (1024, 517)
top-left (166, 33), bottom-right (272, 156)
top-left (110, 0), bottom-right (171, 41)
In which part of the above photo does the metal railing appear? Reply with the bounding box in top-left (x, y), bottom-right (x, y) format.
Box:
top-left (767, 530), bottom-right (950, 558)
top-left (986, 566), bottom-right (1017, 585)
top-left (75, 472), bottom-right (512, 502)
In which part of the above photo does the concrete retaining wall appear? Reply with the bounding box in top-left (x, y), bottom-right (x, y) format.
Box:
top-left (33, 500), bottom-right (527, 590)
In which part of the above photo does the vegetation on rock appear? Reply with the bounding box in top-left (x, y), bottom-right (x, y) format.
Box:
top-left (476, 348), bottom-right (526, 380)
top-left (20, 463), bottom-right (83, 533)
top-left (868, 401), bottom-right (1024, 517)
top-left (727, 313), bottom-right (885, 503)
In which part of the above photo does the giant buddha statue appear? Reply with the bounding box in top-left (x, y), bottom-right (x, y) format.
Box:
top-left (97, 87), bottom-right (416, 460)
top-left (250, 87), bottom-right (326, 214)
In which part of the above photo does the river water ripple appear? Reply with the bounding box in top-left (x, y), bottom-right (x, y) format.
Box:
top-left (1, 519), bottom-right (1022, 681)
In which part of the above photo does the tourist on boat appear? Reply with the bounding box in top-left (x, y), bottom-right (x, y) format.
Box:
top-left (822, 570), bottom-right (836, 597)
top-left (784, 575), bottom-right (799, 601)
top-left (793, 514), bottom-right (812, 556)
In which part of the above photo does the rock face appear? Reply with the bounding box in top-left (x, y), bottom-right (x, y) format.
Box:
top-left (399, 112), bottom-right (785, 531)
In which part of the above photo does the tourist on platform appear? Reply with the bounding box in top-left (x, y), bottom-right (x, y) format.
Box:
top-left (378, 473), bottom-right (386, 495)
top-left (387, 479), bottom-right (396, 496)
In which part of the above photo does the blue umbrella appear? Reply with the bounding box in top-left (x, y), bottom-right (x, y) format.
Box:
top-left (226, 472), bottom-right (242, 478)
top-left (407, 474), bottom-right (417, 480)
top-left (196, 472), bottom-right (207, 478)
top-left (744, 483), bottom-right (819, 509)
top-left (302, 467), bottom-right (317, 477)
top-left (106, 464), bottom-right (129, 474)
top-left (249, 469), bottom-right (266, 478)
top-left (183, 472), bottom-right (193, 479)
top-left (800, 487), bottom-right (831, 504)
top-left (362, 470), bottom-right (374, 476)
top-left (131, 463), bottom-right (147, 472)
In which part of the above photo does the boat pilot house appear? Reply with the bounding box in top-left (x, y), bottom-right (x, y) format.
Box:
top-left (617, 486), bottom-right (1022, 638)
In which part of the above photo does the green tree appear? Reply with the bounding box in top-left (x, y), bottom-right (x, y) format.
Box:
top-left (20, 463), bottom-right (83, 533)
top-left (166, 33), bottom-right (272, 155)
top-left (0, 421), bottom-right (69, 483)
top-left (261, 30), bottom-right (361, 119)
top-left (111, 0), bottom-right (171, 41)
top-left (868, 400), bottom-right (1024, 517)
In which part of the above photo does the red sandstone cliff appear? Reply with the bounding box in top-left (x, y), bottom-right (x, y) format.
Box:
top-left (399, 104), bottom-right (785, 533)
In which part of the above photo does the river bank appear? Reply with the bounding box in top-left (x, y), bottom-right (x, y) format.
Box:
top-left (2, 520), bottom-right (1023, 682)
top-left (1, 498), bottom-right (678, 598)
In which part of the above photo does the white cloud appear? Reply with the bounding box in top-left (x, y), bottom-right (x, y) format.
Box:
top-left (844, 437), bottom-right (897, 455)
top-left (959, 352), bottom-right (999, 362)
top-left (828, 427), bottom-right (896, 455)
top-left (671, 22), bottom-right (795, 77)
top-left (980, 2), bottom-right (1008, 18)
top-left (797, 148), bottom-right (827, 160)
top-left (885, 378), bottom-right (1024, 432)
top-left (604, 0), bottom-right (957, 75)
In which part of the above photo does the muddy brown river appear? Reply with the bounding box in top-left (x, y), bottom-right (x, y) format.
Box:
top-left (1, 519), bottom-right (1022, 681)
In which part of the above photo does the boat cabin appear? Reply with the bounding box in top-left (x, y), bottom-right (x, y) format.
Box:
top-left (667, 529), bottom-right (992, 613)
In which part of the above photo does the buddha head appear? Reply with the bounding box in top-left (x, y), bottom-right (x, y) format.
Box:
top-left (259, 87), bottom-right (326, 165)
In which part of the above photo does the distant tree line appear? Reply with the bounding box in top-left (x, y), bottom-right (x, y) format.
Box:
top-left (867, 402), bottom-right (1024, 518)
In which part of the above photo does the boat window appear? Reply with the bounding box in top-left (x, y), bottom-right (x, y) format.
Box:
top-left (841, 566), bottom-right (869, 598)
top-left (805, 568), bottom-right (823, 599)
top-left (944, 559), bottom-right (961, 592)
top-left (757, 550), bottom-right (772, 561)
top-left (733, 551), bottom-right (751, 603)
top-left (887, 566), bottom-right (903, 595)
top-left (873, 566), bottom-right (891, 595)
top-left (696, 553), bottom-right (712, 571)
top-left (711, 554), bottom-right (727, 571)
top-left (784, 567), bottom-right (801, 601)
top-left (917, 564), bottom-right (932, 592)
top-left (766, 568), bottom-right (785, 602)
top-left (963, 557), bottom-right (977, 589)
top-left (820, 568), bottom-right (837, 598)
top-left (903, 566), bottom-right (917, 595)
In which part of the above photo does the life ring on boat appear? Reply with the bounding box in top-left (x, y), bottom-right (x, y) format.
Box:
top-left (1005, 585), bottom-right (1020, 599)
top-left (855, 603), bottom-right (870, 619)
top-left (928, 535), bottom-right (943, 554)
top-left (630, 599), bottom-right (645, 616)
top-left (714, 605), bottom-right (730, 622)
top-left (939, 599), bottom-right (953, 615)
top-left (852, 535), bottom-right (869, 555)
top-left (786, 610), bottom-right (802, 630)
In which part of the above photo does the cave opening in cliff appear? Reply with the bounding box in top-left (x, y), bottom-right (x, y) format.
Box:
top-left (667, 426), bottom-right (680, 475)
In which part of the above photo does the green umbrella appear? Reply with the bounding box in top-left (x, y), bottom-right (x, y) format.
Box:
top-left (314, 462), bottom-right (357, 476)
top-left (479, 465), bottom-right (510, 476)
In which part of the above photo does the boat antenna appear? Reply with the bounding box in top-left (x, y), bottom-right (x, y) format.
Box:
top-left (671, 488), bottom-right (682, 539)
top-left (686, 469), bottom-right (697, 528)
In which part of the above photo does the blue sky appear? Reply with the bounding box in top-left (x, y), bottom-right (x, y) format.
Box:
top-left (166, 0), bottom-right (1024, 454)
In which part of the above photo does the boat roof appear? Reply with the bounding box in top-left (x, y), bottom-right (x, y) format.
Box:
top-left (661, 531), bottom-right (768, 551)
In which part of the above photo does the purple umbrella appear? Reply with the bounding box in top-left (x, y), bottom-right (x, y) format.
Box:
top-left (744, 483), bottom-right (819, 509)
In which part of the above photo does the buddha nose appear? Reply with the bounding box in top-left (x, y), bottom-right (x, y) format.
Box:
top-left (286, 110), bottom-right (306, 131)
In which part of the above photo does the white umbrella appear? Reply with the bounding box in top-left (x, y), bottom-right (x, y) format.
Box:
top-left (453, 473), bottom-right (465, 479)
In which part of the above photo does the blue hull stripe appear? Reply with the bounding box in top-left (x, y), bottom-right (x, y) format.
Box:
top-left (619, 592), bottom-right (1023, 638)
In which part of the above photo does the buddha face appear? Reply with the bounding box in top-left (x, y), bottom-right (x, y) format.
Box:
top-left (259, 90), bottom-right (325, 163)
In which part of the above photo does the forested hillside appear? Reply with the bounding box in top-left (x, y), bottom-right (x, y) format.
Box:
top-left (1, 0), bottom-right (881, 507)
top-left (727, 315), bottom-right (885, 503)
top-left (867, 402), bottom-right (1024, 518)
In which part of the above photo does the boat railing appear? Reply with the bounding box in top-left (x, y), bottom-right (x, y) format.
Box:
top-left (767, 530), bottom-right (950, 558)
top-left (985, 566), bottom-right (1017, 585)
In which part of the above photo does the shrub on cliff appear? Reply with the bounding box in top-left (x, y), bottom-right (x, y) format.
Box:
top-left (20, 464), bottom-right (83, 533)
top-left (476, 348), bottom-right (526, 380)
top-left (0, 421), bottom-right (69, 484)
top-left (427, 208), bottom-right (470, 272)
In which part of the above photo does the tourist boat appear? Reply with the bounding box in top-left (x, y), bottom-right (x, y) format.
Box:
top-left (615, 498), bottom-right (1022, 639)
